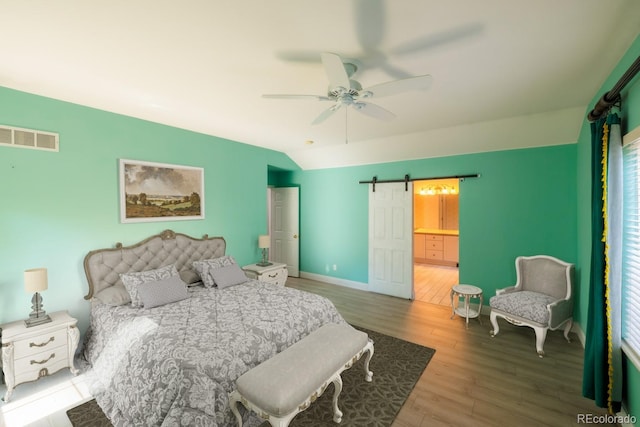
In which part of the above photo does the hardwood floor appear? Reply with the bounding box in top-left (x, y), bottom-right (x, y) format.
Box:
top-left (413, 263), bottom-right (459, 306)
top-left (286, 276), bottom-right (617, 427)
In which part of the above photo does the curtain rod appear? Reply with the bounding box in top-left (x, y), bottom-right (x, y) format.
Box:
top-left (359, 173), bottom-right (480, 192)
top-left (588, 54), bottom-right (640, 121)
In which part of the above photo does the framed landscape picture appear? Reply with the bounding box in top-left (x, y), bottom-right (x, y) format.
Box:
top-left (119, 159), bottom-right (204, 223)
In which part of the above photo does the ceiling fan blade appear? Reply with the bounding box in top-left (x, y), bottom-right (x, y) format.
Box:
top-left (354, 0), bottom-right (385, 51)
top-left (390, 23), bottom-right (483, 56)
top-left (362, 75), bottom-right (433, 98)
top-left (274, 50), bottom-right (323, 63)
top-left (311, 105), bottom-right (341, 125)
top-left (321, 52), bottom-right (352, 90)
top-left (262, 94), bottom-right (332, 101)
top-left (352, 102), bottom-right (396, 121)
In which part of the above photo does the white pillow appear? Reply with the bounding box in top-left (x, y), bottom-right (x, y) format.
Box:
top-left (137, 275), bottom-right (189, 308)
top-left (120, 264), bottom-right (178, 307)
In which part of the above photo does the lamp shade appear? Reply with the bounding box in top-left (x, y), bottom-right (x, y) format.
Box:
top-left (24, 268), bottom-right (48, 293)
top-left (258, 235), bottom-right (270, 249)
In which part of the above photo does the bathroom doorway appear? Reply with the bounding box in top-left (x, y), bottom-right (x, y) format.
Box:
top-left (413, 178), bottom-right (460, 305)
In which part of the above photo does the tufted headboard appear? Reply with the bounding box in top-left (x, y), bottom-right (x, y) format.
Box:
top-left (83, 229), bottom-right (226, 300)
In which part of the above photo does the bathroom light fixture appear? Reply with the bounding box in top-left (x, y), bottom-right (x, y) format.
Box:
top-left (419, 185), bottom-right (457, 196)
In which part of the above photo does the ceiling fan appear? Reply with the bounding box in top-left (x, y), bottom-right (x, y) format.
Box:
top-left (262, 52), bottom-right (433, 126)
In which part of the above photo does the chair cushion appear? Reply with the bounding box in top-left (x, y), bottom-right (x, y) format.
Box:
top-left (490, 291), bottom-right (557, 324)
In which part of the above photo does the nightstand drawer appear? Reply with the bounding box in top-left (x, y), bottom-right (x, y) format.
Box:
top-left (259, 267), bottom-right (287, 285)
top-left (14, 348), bottom-right (69, 384)
top-left (243, 263), bottom-right (288, 286)
top-left (13, 328), bottom-right (66, 359)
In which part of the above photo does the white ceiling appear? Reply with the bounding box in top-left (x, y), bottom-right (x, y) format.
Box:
top-left (1, 1), bottom-right (639, 169)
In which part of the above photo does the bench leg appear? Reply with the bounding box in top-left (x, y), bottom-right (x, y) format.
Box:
top-left (363, 339), bottom-right (374, 382)
top-left (229, 390), bottom-right (244, 427)
top-left (331, 374), bottom-right (343, 423)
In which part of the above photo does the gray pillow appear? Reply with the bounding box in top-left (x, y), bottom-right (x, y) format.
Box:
top-left (137, 275), bottom-right (189, 308)
top-left (179, 269), bottom-right (202, 286)
top-left (209, 263), bottom-right (248, 289)
top-left (193, 256), bottom-right (237, 288)
top-left (120, 264), bottom-right (179, 307)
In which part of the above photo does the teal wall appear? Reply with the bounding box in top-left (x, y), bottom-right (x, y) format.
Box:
top-left (0, 86), bottom-right (299, 332)
top-left (576, 35), bottom-right (640, 422)
top-left (279, 144), bottom-right (577, 301)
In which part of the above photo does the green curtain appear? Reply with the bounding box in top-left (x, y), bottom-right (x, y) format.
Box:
top-left (582, 114), bottom-right (621, 413)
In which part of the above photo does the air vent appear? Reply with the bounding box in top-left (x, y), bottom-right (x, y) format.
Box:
top-left (0, 125), bottom-right (59, 152)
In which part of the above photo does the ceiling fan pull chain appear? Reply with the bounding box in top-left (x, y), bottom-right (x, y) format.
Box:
top-left (345, 108), bottom-right (349, 144)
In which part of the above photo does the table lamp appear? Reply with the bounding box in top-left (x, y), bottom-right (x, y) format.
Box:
top-left (257, 235), bottom-right (272, 266)
top-left (24, 267), bottom-right (52, 327)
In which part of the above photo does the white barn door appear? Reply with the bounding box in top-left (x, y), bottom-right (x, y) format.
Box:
top-left (271, 187), bottom-right (300, 277)
top-left (368, 182), bottom-right (414, 299)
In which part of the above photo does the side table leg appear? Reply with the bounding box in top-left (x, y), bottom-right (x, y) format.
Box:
top-left (67, 325), bottom-right (80, 375)
top-left (2, 343), bottom-right (15, 403)
top-left (3, 388), bottom-right (13, 403)
top-left (464, 295), bottom-right (470, 329)
top-left (478, 294), bottom-right (484, 325)
top-left (450, 289), bottom-right (456, 319)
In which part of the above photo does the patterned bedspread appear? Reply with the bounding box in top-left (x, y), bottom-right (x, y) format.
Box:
top-left (81, 280), bottom-right (345, 426)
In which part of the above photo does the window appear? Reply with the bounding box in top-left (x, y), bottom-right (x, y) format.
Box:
top-left (622, 126), bottom-right (640, 370)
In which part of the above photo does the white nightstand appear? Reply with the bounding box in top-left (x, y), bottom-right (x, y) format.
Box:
top-left (243, 262), bottom-right (288, 286)
top-left (1, 310), bottom-right (79, 402)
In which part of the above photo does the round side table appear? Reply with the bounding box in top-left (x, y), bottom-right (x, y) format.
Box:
top-left (450, 284), bottom-right (483, 329)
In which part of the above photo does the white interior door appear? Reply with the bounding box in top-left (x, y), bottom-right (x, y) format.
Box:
top-left (368, 182), bottom-right (414, 299)
top-left (271, 187), bottom-right (300, 277)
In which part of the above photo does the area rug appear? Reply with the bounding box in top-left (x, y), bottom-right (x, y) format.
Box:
top-left (67, 326), bottom-right (435, 427)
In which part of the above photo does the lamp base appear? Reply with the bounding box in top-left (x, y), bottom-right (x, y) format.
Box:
top-left (25, 292), bottom-right (52, 327)
top-left (257, 248), bottom-right (272, 267)
top-left (256, 261), bottom-right (273, 267)
top-left (25, 314), bottom-right (52, 328)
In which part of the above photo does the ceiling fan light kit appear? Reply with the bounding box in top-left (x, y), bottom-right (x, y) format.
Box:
top-left (263, 52), bottom-right (432, 126)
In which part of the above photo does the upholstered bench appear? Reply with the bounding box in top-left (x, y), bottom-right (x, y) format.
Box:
top-left (229, 323), bottom-right (374, 427)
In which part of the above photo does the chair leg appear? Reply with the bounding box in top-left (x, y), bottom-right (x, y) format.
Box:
top-left (533, 326), bottom-right (548, 358)
top-left (563, 318), bottom-right (573, 343)
top-left (229, 391), bottom-right (244, 427)
top-left (362, 339), bottom-right (374, 382)
top-left (332, 375), bottom-right (343, 423)
top-left (489, 311), bottom-right (500, 337)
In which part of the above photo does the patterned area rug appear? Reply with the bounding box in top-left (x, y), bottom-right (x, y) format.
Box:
top-left (67, 326), bottom-right (435, 427)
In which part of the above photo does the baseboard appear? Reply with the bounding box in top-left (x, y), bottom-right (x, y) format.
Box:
top-left (299, 271), bottom-right (369, 292)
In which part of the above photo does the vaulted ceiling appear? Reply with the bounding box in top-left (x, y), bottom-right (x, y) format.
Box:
top-left (2, 1), bottom-right (639, 169)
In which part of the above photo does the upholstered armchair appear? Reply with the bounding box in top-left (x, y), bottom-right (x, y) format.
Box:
top-left (489, 255), bottom-right (574, 357)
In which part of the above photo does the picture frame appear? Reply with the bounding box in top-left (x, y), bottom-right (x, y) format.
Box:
top-left (119, 159), bottom-right (204, 223)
